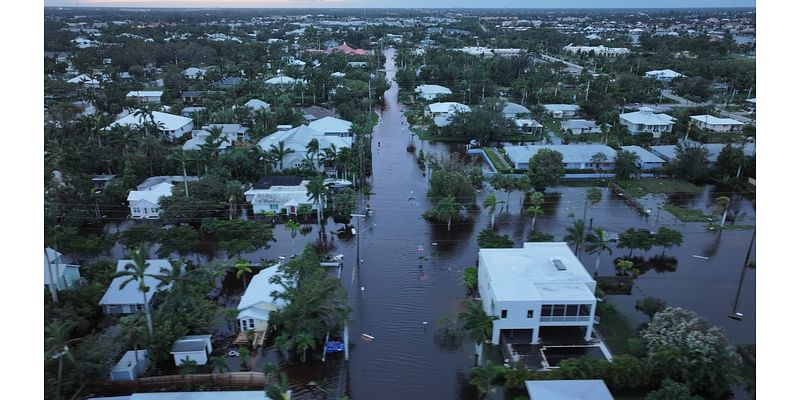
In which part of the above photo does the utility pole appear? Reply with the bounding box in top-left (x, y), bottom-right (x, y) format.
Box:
top-left (345, 213), bottom-right (365, 362)
top-left (584, 79), bottom-right (591, 102)
top-left (729, 228), bottom-right (755, 321)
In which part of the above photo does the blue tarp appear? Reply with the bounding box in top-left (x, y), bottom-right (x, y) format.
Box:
top-left (325, 341), bottom-right (344, 353)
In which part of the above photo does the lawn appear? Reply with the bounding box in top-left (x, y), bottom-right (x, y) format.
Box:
top-left (615, 178), bottom-right (703, 198)
top-left (485, 147), bottom-right (512, 173)
top-left (596, 302), bottom-right (637, 356)
top-left (663, 204), bottom-right (713, 223)
top-left (541, 118), bottom-right (563, 138)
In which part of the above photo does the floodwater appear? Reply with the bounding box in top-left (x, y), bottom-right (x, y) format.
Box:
top-left (91, 47), bottom-right (755, 399)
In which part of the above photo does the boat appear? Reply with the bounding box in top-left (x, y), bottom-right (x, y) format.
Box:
top-left (323, 178), bottom-right (353, 189)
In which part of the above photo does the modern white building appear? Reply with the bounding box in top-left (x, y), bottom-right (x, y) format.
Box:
top-left (309, 116), bottom-right (353, 137)
top-left (415, 84), bottom-right (453, 101)
top-left (105, 110), bottom-right (194, 140)
top-left (170, 335), bottom-right (212, 366)
top-left (542, 104), bottom-right (580, 119)
top-left (562, 44), bottom-right (630, 56)
top-left (644, 69), bottom-right (686, 82)
top-left (237, 264), bottom-right (288, 332)
top-left (525, 379), bottom-right (613, 400)
top-left (44, 248), bottom-right (81, 292)
top-left (110, 350), bottom-right (150, 381)
top-left (478, 242), bottom-right (597, 345)
top-left (257, 125), bottom-right (351, 171)
top-left (690, 114), bottom-right (745, 133)
top-left (126, 91), bottom-right (164, 103)
top-left (99, 259), bottom-right (171, 315)
top-left (619, 107), bottom-right (676, 138)
top-left (246, 180), bottom-right (320, 216)
top-left (126, 181), bottom-right (173, 219)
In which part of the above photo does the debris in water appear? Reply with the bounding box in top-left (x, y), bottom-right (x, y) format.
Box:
top-left (361, 334), bottom-right (375, 340)
top-left (692, 255), bottom-right (710, 260)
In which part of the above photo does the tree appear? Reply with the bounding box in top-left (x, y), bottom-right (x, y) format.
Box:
top-left (617, 228), bottom-right (654, 257)
top-left (670, 142), bottom-right (710, 182)
top-left (431, 196), bottom-right (462, 231)
top-left (489, 174), bottom-right (514, 214)
top-left (306, 176), bottom-right (326, 236)
top-left (157, 224), bottom-right (200, 258)
top-left (653, 227), bottom-right (684, 255)
top-left (635, 297), bottom-right (668, 320)
top-left (45, 320), bottom-right (77, 400)
top-left (178, 357), bottom-right (198, 375)
top-left (528, 230), bottom-right (555, 242)
top-left (436, 313), bottom-right (462, 342)
top-left (462, 267), bottom-right (478, 295)
top-left (458, 302), bottom-right (497, 366)
top-left (716, 144), bottom-right (744, 179)
top-left (585, 228), bottom-right (613, 275)
top-left (113, 242), bottom-right (157, 336)
top-left (614, 149), bottom-right (640, 180)
top-left (209, 356), bottom-right (230, 374)
top-left (233, 259), bottom-right (252, 288)
top-left (119, 224), bottom-right (163, 250)
top-left (116, 315), bottom-right (147, 375)
top-left (293, 332), bottom-right (317, 363)
top-left (526, 191), bottom-right (545, 231)
top-left (269, 141), bottom-right (295, 171)
top-left (645, 379), bottom-right (703, 400)
top-left (477, 228), bottom-right (514, 248)
top-left (584, 187), bottom-right (602, 221)
top-left (203, 219), bottom-right (275, 257)
top-left (167, 151), bottom-right (191, 197)
top-left (482, 192), bottom-right (498, 229)
top-left (526, 148), bottom-right (564, 191)
top-left (642, 307), bottom-right (743, 397)
top-left (503, 361), bottom-right (530, 388)
top-left (615, 259), bottom-right (635, 276)
top-left (591, 152), bottom-right (609, 176)
top-left (713, 196), bottom-right (731, 227)
top-left (469, 361), bottom-right (503, 398)
top-left (564, 219), bottom-right (587, 256)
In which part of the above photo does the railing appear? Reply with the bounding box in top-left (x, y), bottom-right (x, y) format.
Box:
top-left (540, 316), bottom-right (591, 322)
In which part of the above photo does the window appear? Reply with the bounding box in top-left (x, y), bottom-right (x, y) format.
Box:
top-left (270, 204), bottom-right (279, 210)
top-left (249, 319), bottom-right (255, 329)
top-left (566, 305), bottom-right (579, 316)
top-left (541, 305), bottom-right (553, 317)
top-left (553, 304), bottom-right (566, 317)
top-left (579, 304), bottom-right (592, 316)
top-left (527, 310), bottom-right (534, 318)
top-left (135, 304), bottom-right (144, 311)
top-left (133, 207), bottom-right (141, 213)
top-left (500, 310), bottom-right (508, 319)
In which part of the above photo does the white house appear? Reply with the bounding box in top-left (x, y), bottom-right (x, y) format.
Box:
top-left (110, 350), bottom-right (150, 381)
top-left (44, 248), bottom-right (81, 292)
top-left (170, 335), bottom-right (212, 366)
top-left (244, 99), bottom-right (270, 112)
top-left (620, 145), bottom-right (667, 170)
top-left (106, 111), bottom-right (194, 140)
top-left (257, 125), bottom-right (351, 172)
top-left (309, 116), bottom-right (354, 137)
top-left (425, 102), bottom-right (471, 118)
top-left (182, 130), bottom-right (232, 152)
top-left (182, 67), bottom-right (206, 79)
top-left (126, 91), bottom-right (164, 104)
top-left (619, 107), bottom-right (676, 138)
top-left (66, 74), bottom-right (100, 88)
top-left (502, 102), bottom-right (532, 119)
top-left (644, 69), bottom-right (685, 82)
top-left (562, 44), bottom-right (630, 56)
top-left (542, 104), bottom-right (580, 119)
top-left (515, 119), bottom-right (544, 135)
top-left (415, 84), bottom-right (452, 101)
top-left (525, 380), bottom-right (613, 400)
top-left (246, 180), bottom-right (320, 216)
top-left (561, 119), bottom-right (601, 135)
top-left (690, 115), bottom-right (745, 133)
top-left (127, 181), bottom-right (173, 219)
top-left (478, 242), bottom-right (597, 345)
top-left (504, 144), bottom-right (617, 171)
top-left (237, 264), bottom-right (288, 332)
top-left (99, 259), bottom-right (171, 315)
top-left (264, 75), bottom-right (307, 86)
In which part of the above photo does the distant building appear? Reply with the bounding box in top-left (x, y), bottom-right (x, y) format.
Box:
top-left (502, 102), bottom-right (532, 119)
top-left (542, 104), bottom-right (580, 119)
top-left (619, 107), bottom-right (676, 138)
top-left (690, 115), bottom-right (745, 133)
top-left (644, 69), bottom-right (686, 82)
top-left (562, 44), bottom-right (630, 56)
top-left (478, 242), bottom-right (598, 344)
top-left (181, 67), bottom-right (206, 79)
top-left (105, 110), bottom-right (194, 140)
top-left (126, 91), bottom-right (163, 104)
top-left (415, 84), bottom-right (453, 101)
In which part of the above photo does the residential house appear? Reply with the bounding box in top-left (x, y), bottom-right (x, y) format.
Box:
top-left (515, 119), bottom-right (544, 135)
top-left (182, 130), bottom-right (232, 152)
top-left (690, 115), bottom-right (745, 133)
top-left (620, 145), bottom-right (667, 170)
top-left (126, 91), bottom-right (164, 104)
top-left (478, 242), bottom-right (598, 344)
top-left (525, 380), bottom-right (613, 400)
top-left (66, 74), bottom-right (100, 88)
top-left (181, 90), bottom-right (204, 104)
top-left (237, 264), bottom-right (287, 332)
top-left (542, 104), bottom-right (579, 119)
top-left (44, 248), bottom-right (81, 292)
top-left (562, 44), bottom-right (630, 56)
top-left (182, 67), bottom-right (206, 79)
top-left (650, 142), bottom-right (755, 165)
top-left (110, 350), bottom-right (150, 381)
top-left (245, 176), bottom-right (304, 202)
top-left (105, 110), bottom-right (194, 140)
top-left (136, 176), bottom-right (199, 191)
top-left (247, 180), bottom-right (319, 216)
top-left (504, 144), bottom-right (616, 171)
top-left (99, 259), bottom-right (171, 315)
top-left (347, 61), bottom-right (368, 68)
top-left (425, 102), bottom-right (471, 118)
top-left (644, 69), bottom-right (686, 82)
top-left (170, 335), bottom-right (212, 366)
top-left (328, 42), bottom-right (371, 55)
top-left (256, 125), bottom-right (351, 172)
top-left (180, 106), bottom-right (206, 117)
top-left (244, 99), bottom-right (270, 112)
top-left (619, 107), bottom-right (676, 138)
top-left (202, 123), bottom-right (249, 143)
top-left (265, 76), bottom-right (307, 86)
top-left (309, 116), bottom-right (354, 137)
top-left (561, 119), bottom-right (601, 135)
top-left (91, 174), bottom-right (116, 193)
top-left (745, 98), bottom-right (756, 111)
top-left (214, 77), bottom-right (243, 88)
top-left (126, 181), bottom-right (173, 219)
top-left (415, 84), bottom-right (452, 101)
top-left (330, 72), bottom-right (346, 78)
top-left (302, 105), bottom-right (337, 122)
top-left (502, 102), bottom-right (532, 119)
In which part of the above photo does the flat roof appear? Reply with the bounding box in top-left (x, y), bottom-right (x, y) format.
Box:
top-left (480, 242), bottom-right (595, 302)
top-left (620, 145), bottom-right (667, 163)
top-left (504, 144), bottom-right (617, 166)
top-left (690, 115), bottom-right (745, 126)
top-left (526, 379), bottom-right (613, 400)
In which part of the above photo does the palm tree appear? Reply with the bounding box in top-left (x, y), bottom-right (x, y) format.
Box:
top-left (321, 144), bottom-right (338, 176)
top-left (469, 361), bottom-right (503, 398)
top-left (264, 371), bottom-right (291, 400)
top-left (224, 181), bottom-right (243, 220)
top-left (714, 196), bottom-right (731, 227)
top-left (433, 196), bottom-right (462, 231)
top-left (458, 302), bottom-right (497, 366)
top-left (209, 356), bottom-right (230, 374)
top-left (269, 141), bottom-right (295, 171)
top-left (585, 228), bottom-right (613, 275)
top-left (154, 259), bottom-right (188, 294)
top-left (293, 332), bottom-right (317, 363)
top-left (133, 103), bottom-right (160, 136)
top-left (262, 362), bottom-right (279, 383)
top-left (233, 259), bottom-right (252, 288)
top-left (138, 134), bottom-right (165, 177)
top-left (306, 138), bottom-right (321, 168)
top-left (114, 242), bottom-right (157, 336)
top-left (306, 176), bottom-right (326, 236)
top-left (45, 320), bottom-right (78, 400)
top-left (179, 357), bottom-right (198, 375)
top-left (563, 219), bottom-right (587, 256)
top-left (168, 151), bottom-right (191, 197)
top-left (503, 360), bottom-right (530, 388)
top-left (525, 191), bottom-right (545, 231)
top-left (337, 146), bottom-right (354, 181)
top-left (482, 192), bottom-right (498, 229)
top-left (275, 333), bottom-right (293, 358)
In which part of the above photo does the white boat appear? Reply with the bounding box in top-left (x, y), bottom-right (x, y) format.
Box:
top-left (323, 178), bottom-right (353, 188)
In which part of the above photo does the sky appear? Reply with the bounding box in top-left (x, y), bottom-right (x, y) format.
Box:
top-left (43, 0), bottom-right (756, 9)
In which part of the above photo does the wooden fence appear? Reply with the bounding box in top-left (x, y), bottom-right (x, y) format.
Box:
top-left (84, 372), bottom-right (266, 397)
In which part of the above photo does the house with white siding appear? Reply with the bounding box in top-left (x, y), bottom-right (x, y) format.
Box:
top-left (309, 116), bottom-right (353, 137)
top-left (237, 264), bottom-right (287, 332)
top-left (478, 242), bottom-right (597, 345)
top-left (644, 69), bottom-right (685, 82)
top-left (504, 144), bottom-right (617, 171)
top-left (690, 115), bottom-right (745, 133)
top-left (620, 145), bottom-right (667, 170)
top-left (542, 104), bottom-right (580, 119)
top-left (246, 180), bottom-right (319, 216)
top-left (257, 125), bottom-right (351, 172)
top-left (105, 110), bottom-right (194, 140)
top-left (170, 335), bottom-right (212, 366)
top-left (127, 182), bottom-right (173, 219)
top-left (126, 91), bottom-right (164, 104)
top-left (99, 259), bottom-right (171, 315)
top-left (44, 248), bottom-right (81, 292)
top-left (619, 107), bottom-right (676, 138)
top-left (415, 84), bottom-right (452, 101)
